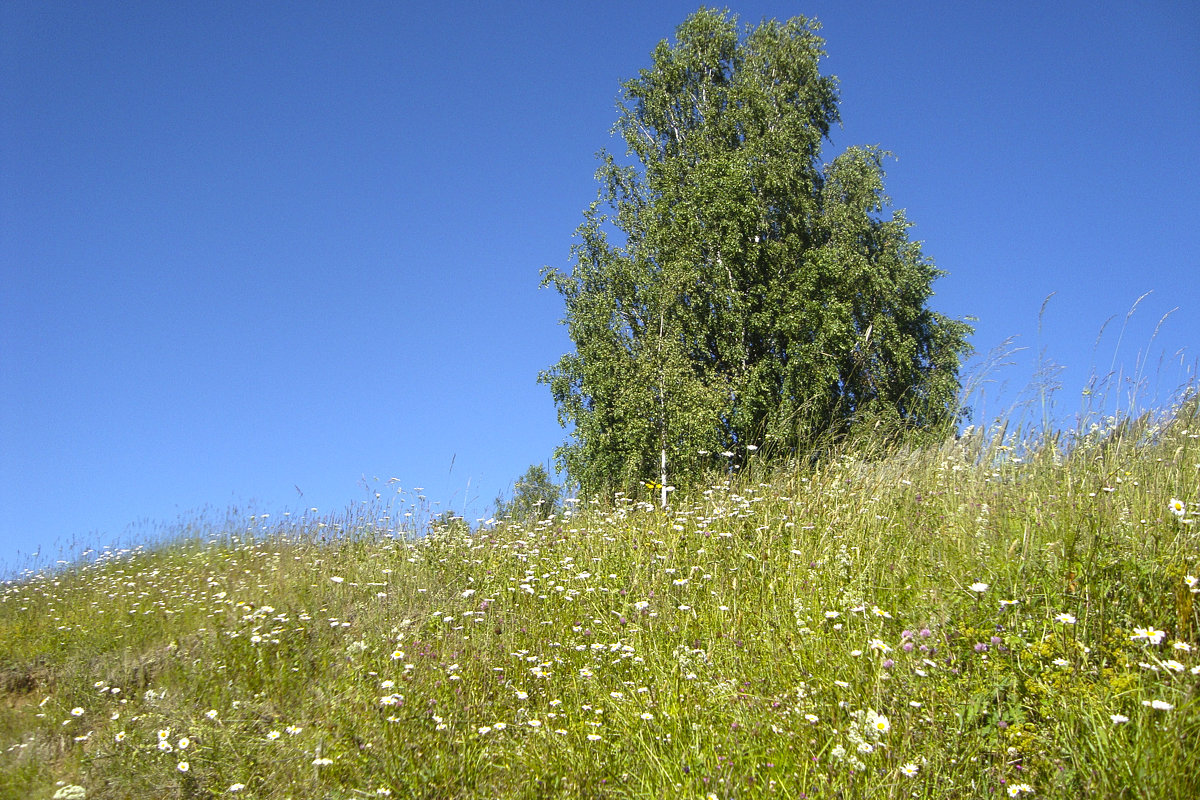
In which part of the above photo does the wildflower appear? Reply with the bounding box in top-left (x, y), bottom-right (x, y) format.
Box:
top-left (330, 576), bottom-right (344, 584)
top-left (312, 757), bottom-right (333, 766)
top-left (1142, 699), bottom-right (1174, 711)
top-left (1185, 575), bottom-right (1198, 592)
top-left (641, 712), bottom-right (654, 720)
top-left (1110, 714), bottom-right (1129, 724)
top-left (177, 737), bottom-right (190, 749)
top-left (461, 589), bottom-right (476, 598)
top-left (1052, 657), bottom-right (1069, 667)
top-left (285, 725), bottom-right (302, 735)
top-left (901, 763), bottom-right (919, 777)
top-left (1000, 599), bottom-right (1020, 609)
top-left (390, 649), bottom-right (404, 660)
top-left (177, 762), bottom-right (189, 773)
top-left (1007, 784), bottom-right (1034, 797)
top-left (1173, 640), bottom-right (1192, 652)
top-left (804, 714), bottom-right (819, 724)
top-left (1164, 660), bottom-right (1185, 673)
top-left (115, 731), bottom-right (126, 742)
top-left (228, 785), bottom-right (246, 793)
top-left (587, 733), bottom-right (602, 741)
top-left (1055, 612), bottom-right (1076, 625)
top-left (266, 730), bottom-right (281, 740)
top-left (969, 582), bottom-right (989, 593)
top-left (157, 728), bottom-right (171, 741)
top-left (1168, 498), bottom-right (1186, 518)
top-left (868, 638), bottom-right (892, 653)
top-left (205, 709), bottom-right (219, 720)
top-left (866, 710), bottom-right (890, 735)
top-left (1131, 627), bottom-right (1165, 645)
top-left (157, 739), bottom-right (173, 752)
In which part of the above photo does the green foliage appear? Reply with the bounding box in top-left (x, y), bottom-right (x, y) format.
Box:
top-left (541, 8), bottom-right (972, 496)
top-left (493, 464), bottom-right (563, 523)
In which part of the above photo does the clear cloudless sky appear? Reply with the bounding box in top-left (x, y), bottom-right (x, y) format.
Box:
top-left (3, 1), bottom-right (1197, 571)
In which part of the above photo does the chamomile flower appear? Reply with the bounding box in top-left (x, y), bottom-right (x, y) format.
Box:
top-left (1168, 498), bottom-right (1186, 518)
top-left (866, 710), bottom-right (890, 735)
top-left (1055, 612), bottom-right (1076, 625)
top-left (1131, 627), bottom-right (1165, 645)
top-left (901, 763), bottom-right (919, 777)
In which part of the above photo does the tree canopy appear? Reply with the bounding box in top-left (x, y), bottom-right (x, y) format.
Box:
top-left (493, 464), bottom-right (563, 524)
top-left (541, 8), bottom-right (972, 497)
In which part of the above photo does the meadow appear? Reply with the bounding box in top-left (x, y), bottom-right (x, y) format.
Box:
top-left (2, 396), bottom-right (1198, 799)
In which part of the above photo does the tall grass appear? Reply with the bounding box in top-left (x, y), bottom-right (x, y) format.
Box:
top-left (3, 381), bottom-right (1199, 798)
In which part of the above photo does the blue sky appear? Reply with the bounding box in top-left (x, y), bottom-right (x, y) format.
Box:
top-left (2, 1), bottom-right (1197, 570)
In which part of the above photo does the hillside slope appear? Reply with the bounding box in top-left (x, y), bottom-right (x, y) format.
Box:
top-left (3, 407), bottom-right (1198, 799)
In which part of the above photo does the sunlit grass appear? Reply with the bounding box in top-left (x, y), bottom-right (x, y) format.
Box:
top-left (3, 397), bottom-right (1199, 799)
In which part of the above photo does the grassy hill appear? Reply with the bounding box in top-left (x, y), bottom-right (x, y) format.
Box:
top-left (2, 402), bottom-right (1198, 799)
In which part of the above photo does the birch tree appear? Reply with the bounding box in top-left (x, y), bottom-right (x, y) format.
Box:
top-left (541, 9), bottom-right (972, 498)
